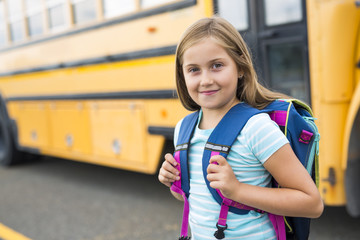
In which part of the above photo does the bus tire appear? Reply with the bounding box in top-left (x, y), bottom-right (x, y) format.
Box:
top-left (0, 98), bottom-right (21, 166)
top-left (345, 109), bottom-right (360, 217)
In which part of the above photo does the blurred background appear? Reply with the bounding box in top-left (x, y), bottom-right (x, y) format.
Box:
top-left (0, 0), bottom-right (359, 239)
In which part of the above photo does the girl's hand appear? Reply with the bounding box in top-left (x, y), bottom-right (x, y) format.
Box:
top-left (207, 155), bottom-right (240, 199)
top-left (158, 153), bottom-right (180, 188)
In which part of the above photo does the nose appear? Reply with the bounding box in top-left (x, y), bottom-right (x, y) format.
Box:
top-left (200, 71), bottom-right (213, 86)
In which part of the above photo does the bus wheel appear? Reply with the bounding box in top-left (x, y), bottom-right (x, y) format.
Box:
top-left (345, 109), bottom-right (360, 217)
top-left (0, 106), bottom-right (20, 166)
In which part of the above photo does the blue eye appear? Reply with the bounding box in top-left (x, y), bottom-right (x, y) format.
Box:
top-left (212, 63), bottom-right (223, 69)
top-left (189, 67), bottom-right (199, 73)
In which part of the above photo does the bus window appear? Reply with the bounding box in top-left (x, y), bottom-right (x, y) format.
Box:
top-left (102, 0), bottom-right (136, 18)
top-left (71, 0), bottom-right (97, 25)
top-left (25, 0), bottom-right (44, 37)
top-left (7, 0), bottom-right (25, 43)
top-left (141, 0), bottom-right (178, 9)
top-left (266, 42), bottom-right (308, 102)
top-left (263, 0), bottom-right (302, 26)
top-left (217, 0), bottom-right (248, 31)
top-left (46, 0), bottom-right (67, 30)
top-left (9, 21), bottom-right (24, 43)
top-left (0, 0), bottom-right (6, 47)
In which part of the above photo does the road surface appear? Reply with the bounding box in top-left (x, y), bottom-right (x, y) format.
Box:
top-left (0, 157), bottom-right (359, 239)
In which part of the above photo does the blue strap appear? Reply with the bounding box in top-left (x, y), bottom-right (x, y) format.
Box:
top-left (202, 103), bottom-right (261, 214)
top-left (176, 111), bottom-right (199, 197)
top-left (201, 101), bottom-right (294, 214)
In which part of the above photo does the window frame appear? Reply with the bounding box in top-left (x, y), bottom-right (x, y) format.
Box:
top-left (140, 0), bottom-right (180, 9)
top-left (7, 0), bottom-right (26, 43)
top-left (46, 0), bottom-right (70, 33)
top-left (70, 0), bottom-right (98, 25)
top-left (213, 0), bottom-right (250, 32)
top-left (102, 0), bottom-right (138, 19)
top-left (25, 0), bottom-right (45, 38)
top-left (0, 0), bottom-right (8, 47)
top-left (261, 36), bottom-right (310, 102)
top-left (262, 0), bottom-right (303, 28)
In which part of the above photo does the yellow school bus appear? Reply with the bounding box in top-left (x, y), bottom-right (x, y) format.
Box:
top-left (0, 0), bottom-right (359, 216)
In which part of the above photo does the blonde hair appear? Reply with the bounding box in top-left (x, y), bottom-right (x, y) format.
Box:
top-left (175, 16), bottom-right (288, 111)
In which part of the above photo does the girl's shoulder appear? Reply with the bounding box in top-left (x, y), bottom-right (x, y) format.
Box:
top-left (239, 112), bottom-right (288, 163)
top-left (174, 110), bottom-right (203, 145)
top-left (242, 112), bottom-right (279, 133)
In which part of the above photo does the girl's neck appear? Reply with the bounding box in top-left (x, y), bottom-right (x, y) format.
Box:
top-left (199, 100), bottom-right (240, 129)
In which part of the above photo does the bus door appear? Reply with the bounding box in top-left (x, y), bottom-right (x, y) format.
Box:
top-left (216, 0), bottom-right (310, 104)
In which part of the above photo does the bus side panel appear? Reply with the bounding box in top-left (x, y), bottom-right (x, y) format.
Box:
top-left (89, 101), bottom-right (146, 164)
top-left (7, 101), bottom-right (50, 149)
top-left (6, 98), bottom-right (189, 174)
top-left (314, 1), bottom-right (359, 102)
top-left (50, 101), bottom-right (92, 155)
top-left (317, 103), bottom-right (347, 205)
top-left (307, 0), bottom-right (360, 206)
top-left (144, 100), bottom-right (190, 174)
top-left (342, 28), bottom-right (360, 216)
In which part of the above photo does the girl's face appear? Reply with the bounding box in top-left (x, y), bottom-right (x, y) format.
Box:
top-left (182, 37), bottom-right (241, 113)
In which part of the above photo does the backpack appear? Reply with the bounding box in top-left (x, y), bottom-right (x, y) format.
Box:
top-left (170, 99), bottom-right (320, 240)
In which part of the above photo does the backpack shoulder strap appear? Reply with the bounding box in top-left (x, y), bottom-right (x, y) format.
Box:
top-left (203, 100), bottom-right (292, 214)
top-left (173, 111), bottom-right (199, 197)
top-left (171, 111), bottom-right (199, 240)
top-left (202, 103), bottom-right (262, 214)
top-left (176, 111), bottom-right (200, 147)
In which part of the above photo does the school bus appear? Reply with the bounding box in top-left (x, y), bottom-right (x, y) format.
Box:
top-left (0, 0), bottom-right (359, 216)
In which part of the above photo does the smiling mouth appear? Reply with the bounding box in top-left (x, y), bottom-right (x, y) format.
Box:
top-left (200, 90), bottom-right (219, 96)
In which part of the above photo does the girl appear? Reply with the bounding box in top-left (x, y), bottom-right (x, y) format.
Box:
top-left (158, 16), bottom-right (323, 240)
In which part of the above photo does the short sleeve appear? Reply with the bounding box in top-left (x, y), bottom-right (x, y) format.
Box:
top-left (242, 113), bottom-right (289, 164)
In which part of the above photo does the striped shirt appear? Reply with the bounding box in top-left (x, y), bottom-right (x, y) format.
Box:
top-left (174, 111), bottom-right (289, 240)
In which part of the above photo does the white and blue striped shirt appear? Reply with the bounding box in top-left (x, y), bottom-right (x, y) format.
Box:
top-left (174, 111), bottom-right (289, 240)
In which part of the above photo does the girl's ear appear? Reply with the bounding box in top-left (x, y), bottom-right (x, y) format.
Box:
top-left (238, 70), bottom-right (244, 79)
